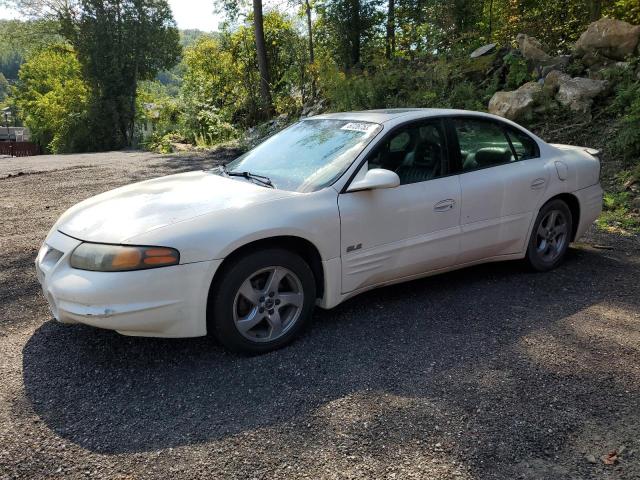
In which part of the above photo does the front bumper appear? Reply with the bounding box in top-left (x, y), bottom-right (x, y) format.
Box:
top-left (35, 230), bottom-right (222, 338)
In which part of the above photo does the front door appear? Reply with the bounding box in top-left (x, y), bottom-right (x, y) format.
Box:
top-left (338, 119), bottom-right (461, 293)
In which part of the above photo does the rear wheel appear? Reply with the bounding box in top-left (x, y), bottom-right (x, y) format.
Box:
top-left (208, 248), bottom-right (316, 354)
top-left (526, 199), bottom-right (573, 271)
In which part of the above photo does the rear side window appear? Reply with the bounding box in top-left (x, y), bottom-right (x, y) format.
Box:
top-left (505, 127), bottom-right (539, 160)
top-left (453, 119), bottom-right (515, 171)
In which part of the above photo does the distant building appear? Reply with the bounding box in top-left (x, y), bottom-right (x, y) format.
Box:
top-left (0, 126), bottom-right (31, 142)
top-left (1, 106), bottom-right (30, 141)
top-left (137, 102), bottom-right (161, 141)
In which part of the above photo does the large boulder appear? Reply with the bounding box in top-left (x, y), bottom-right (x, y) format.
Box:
top-left (516, 33), bottom-right (552, 62)
top-left (540, 55), bottom-right (572, 77)
top-left (543, 70), bottom-right (572, 95)
top-left (575, 17), bottom-right (640, 60)
top-left (556, 77), bottom-right (607, 113)
top-left (488, 81), bottom-right (543, 120)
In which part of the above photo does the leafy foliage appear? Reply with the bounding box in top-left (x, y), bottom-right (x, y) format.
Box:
top-left (14, 44), bottom-right (90, 153)
top-left (3, 0), bottom-right (640, 167)
top-left (0, 19), bottom-right (62, 80)
top-left (74, 0), bottom-right (181, 150)
top-left (607, 66), bottom-right (640, 164)
top-left (0, 73), bottom-right (9, 103)
top-left (504, 52), bottom-right (530, 90)
top-left (597, 190), bottom-right (640, 233)
top-left (179, 10), bottom-right (306, 144)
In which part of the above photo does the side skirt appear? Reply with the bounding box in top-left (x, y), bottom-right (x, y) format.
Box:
top-left (317, 252), bottom-right (525, 310)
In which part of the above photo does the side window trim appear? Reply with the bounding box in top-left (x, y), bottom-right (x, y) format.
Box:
top-left (341, 117), bottom-right (452, 193)
top-left (503, 129), bottom-right (519, 161)
top-left (444, 117), bottom-right (463, 173)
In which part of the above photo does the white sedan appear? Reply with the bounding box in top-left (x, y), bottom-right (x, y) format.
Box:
top-left (36, 109), bottom-right (603, 353)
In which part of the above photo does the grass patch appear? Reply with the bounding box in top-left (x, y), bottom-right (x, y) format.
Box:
top-left (596, 190), bottom-right (640, 234)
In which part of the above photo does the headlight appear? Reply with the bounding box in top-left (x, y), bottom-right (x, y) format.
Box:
top-left (70, 243), bottom-right (180, 272)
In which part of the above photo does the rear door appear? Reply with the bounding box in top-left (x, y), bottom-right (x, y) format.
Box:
top-left (448, 117), bottom-right (550, 263)
top-left (338, 119), bottom-right (461, 293)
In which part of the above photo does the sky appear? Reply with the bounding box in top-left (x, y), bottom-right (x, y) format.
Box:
top-left (0, 1), bottom-right (223, 31)
top-left (168, 0), bottom-right (223, 32)
top-left (0, 1), bottom-right (292, 32)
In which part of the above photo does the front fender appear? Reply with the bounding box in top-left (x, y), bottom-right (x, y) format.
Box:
top-left (127, 188), bottom-right (341, 264)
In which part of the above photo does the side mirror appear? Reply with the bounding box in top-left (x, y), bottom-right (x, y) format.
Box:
top-left (346, 168), bottom-right (400, 192)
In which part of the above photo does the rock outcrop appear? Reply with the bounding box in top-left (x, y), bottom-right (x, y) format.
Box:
top-left (543, 70), bottom-right (572, 95)
top-left (488, 82), bottom-right (542, 120)
top-left (516, 33), bottom-right (551, 62)
top-left (488, 18), bottom-right (638, 121)
top-left (555, 77), bottom-right (607, 113)
top-left (575, 17), bottom-right (640, 60)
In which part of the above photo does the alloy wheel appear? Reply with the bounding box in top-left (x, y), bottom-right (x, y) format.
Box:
top-left (232, 266), bottom-right (304, 342)
top-left (535, 209), bottom-right (568, 263)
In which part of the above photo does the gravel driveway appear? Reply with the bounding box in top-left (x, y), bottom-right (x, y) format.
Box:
top-left (1, 150), bottom-right (639, 479)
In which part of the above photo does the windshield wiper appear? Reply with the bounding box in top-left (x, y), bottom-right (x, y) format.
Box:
top-left (220, 165), bottom-right (274, 188)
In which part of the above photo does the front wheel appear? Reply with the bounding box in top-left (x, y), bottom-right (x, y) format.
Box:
top-left (208, 248), bottom-right (316, 354)
top-left (526, 199), bottom-right (573, 272)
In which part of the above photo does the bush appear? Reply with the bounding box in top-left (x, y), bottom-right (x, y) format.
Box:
top-left (606, 64), bottom-right (640, 165)
top-left (14, 44), bottom-right (91, 153)
top-left (145, 132), bottom-right (180, 153)
top-left (597, 190), bottom-right (640, 233)
top-left (504, 52), bottom-right (530, 90)
top-left (316, 57), bottom-right (492, 113)
top-left (183, 104), bottom-right (237, 146)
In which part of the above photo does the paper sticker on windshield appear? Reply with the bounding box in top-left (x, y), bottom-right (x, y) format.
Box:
top-left (341, 122), bottom-right (376, 133)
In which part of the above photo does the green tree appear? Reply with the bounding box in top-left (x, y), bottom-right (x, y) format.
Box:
top-left (253, 0), bottom-right (273, 115)
top-left (74, 0), bottom-right (181, 149)
top-left (0, 73), bottom-right (9, 103)
top-left (316, 0), bottom-right (383, 70)
top-left (179, 35), bottom-right (239, 143)
top-left (14, 44), bottom-right (90, 152)
top-left (181, 11), bottom-right (305, 135)
top-left (0, 19), bottom-right (62, 80)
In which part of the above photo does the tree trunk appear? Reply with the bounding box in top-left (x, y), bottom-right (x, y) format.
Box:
top-left (349, 0), bottom-right (361, 69)
top-left (128, 62), bottom-right (138, 147)
top-left (488, 0), bottom-right (493, 39)
top-left (253, 0), bottom-right (272, 116)
top-left (385, 0), bottom-right (395, 59)
top-left (304, 0), bottom-right (316, 98)
top-left (589, 0), bottom-right (602, 21)
top-left (305, 0), bottom-right (314, 64)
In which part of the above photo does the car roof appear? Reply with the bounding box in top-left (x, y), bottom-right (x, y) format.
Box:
top-left (311, 108), bottom-right (495, 124)
top-left (307, 108), bottom-right (548, 147)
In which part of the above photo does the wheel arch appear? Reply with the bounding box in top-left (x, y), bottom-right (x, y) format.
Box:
top-left (210, 235), bottom-right (326, 301)
top-left (542, 193), bottom-right (581, 241)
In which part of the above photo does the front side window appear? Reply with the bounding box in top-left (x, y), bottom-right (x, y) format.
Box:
top-left (367, 121), bottom-right (448, 185)
top-left (225, 119), bottom-right (382, 192)
top-left (453, 118), bottom-right (515, 171)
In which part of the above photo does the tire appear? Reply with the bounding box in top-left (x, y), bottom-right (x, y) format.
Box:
top-left (208, 248), bottom-right (316, 354)
top-left (526, 199), bottom-right (573, 272)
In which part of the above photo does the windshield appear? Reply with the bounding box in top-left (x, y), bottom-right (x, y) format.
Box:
top-left (224, 119), bottom-right (382, 192)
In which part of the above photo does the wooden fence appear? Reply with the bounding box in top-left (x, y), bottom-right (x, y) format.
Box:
top-left (0, 142), bottom-right (41, 157)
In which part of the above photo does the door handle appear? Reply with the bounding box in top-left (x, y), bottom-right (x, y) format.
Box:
top-left (530, 178), bottom-right (546, 190)
top-left (434, 199), bottom-right (456, 212)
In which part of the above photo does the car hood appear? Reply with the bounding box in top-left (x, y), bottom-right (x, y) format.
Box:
top-left (57, 170), bottom-right (293, 243)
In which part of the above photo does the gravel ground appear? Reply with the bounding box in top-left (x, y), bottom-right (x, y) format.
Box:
top-left (1, 150), bottom-right (640, 479)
